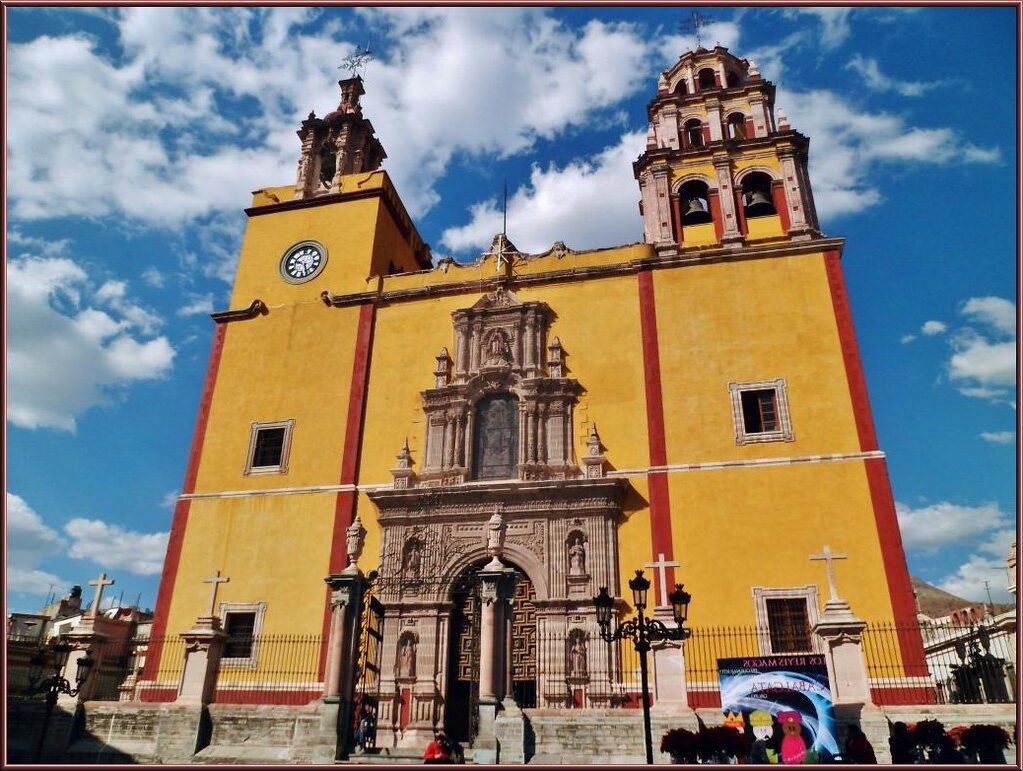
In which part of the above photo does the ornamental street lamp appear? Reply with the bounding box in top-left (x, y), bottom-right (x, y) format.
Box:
top-left (594, 570), bottom-right (692, 765)
top-left (28, 639), bottom-right (95, 763)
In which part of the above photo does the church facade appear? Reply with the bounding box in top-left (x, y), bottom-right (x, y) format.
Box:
top-left (143, 46), bottom-right (919, 751)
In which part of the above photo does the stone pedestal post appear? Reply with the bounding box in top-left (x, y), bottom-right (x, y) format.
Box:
top-left (323, 570), bottom-right (371, 759)
top-left (649, 607), bottom-right (696, 716)
top-left (474, 565), bottom-right (516, 764)
top-left (812, 599), bottom-right (872, 706)
top-left (63, 620), bottom-right (108, 705)
top-left (178, 616), bottom-right (227, 705)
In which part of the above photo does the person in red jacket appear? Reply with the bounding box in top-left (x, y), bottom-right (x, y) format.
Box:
top-left (423, 732), bottom-right (451, 764)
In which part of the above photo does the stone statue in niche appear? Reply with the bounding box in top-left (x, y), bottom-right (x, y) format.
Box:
top-left (402, 540), bottom-right (423, 577)
top-left (483, 330), bottom-right (511, 367)
top-left (568, 534), bottom-right (587, 576)
top-left (398, 636), bottom-right (416, 678)
top-left (568, 636), bottom-right (587, 677)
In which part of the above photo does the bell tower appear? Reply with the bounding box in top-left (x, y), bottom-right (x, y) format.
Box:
top-left (634, 46), bottom-right (820, 251)
top-left (294, 76), bottom-right (387, 200)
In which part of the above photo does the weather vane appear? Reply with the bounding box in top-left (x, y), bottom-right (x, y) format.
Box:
top-left (680, 11), bottom-right (713, 49)
top-left (339, 44), bottom-right (373, 77)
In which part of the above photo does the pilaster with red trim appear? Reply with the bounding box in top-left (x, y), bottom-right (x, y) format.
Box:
top-left (636, 271), bottom-right (677, 609)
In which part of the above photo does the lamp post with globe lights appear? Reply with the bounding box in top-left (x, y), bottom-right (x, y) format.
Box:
top-left (28, 639), bottom-right (95, 762)
top-left (593, 570), bottom-right (691, 765)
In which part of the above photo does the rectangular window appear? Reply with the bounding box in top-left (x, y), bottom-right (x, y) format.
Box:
top-left (223, 611), bottom-right (256, 659)
top-left (741, 389), bottom-right (779, 433)
top-left (765, 598), bottom-right (812, 653)
top-left (729, 379), bottom-right (793, 444)
top-left (243, 419), bottom-right (294, 475)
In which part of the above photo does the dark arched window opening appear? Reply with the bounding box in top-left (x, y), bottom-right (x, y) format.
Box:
top-left (726, 71), bottom-right (741, 88)
top-left (472, 394), bottom-right (519, 480)
top-left (697, 68), bottom-right (717, 90)
top-left (673, 80), bottom-right (688, 96)
top-left (678, 180), bottom-right (713, 225)
top-left (726, 113), bottom-right (747, 140)
top-left (742, 172), bottom-right (776, 218)
top-left (683, 119), bottom-right (704, 149)
top-left (318, 150), bottom-right (337, 187)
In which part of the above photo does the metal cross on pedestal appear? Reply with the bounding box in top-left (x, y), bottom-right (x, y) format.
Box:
top-left (680, 10), bottom-right (713, 49)
top-left (643, 553), bottom-right (680, 607)
top-left (339, 45), bottom-right (373, 77)
top-left (202, 569), bottom-right (230, 616)
top-left (87, 572), bottom-right (115, 617)
top-left (809, 545), bottom-right (847, 602)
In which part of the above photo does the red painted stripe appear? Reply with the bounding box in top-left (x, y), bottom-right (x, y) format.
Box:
top-left (708, 192), bottom-right (724, 241)
top-left (772, 180), bottom-right (790, 232)
top-left (670, 195), bottom-right (683, 244)
top-left (319, 302), bottom-right (377, 669)
top-left (143, 324), bottom-right (227, 678)
top-left (636, 271), bottom-right (676, 599)
top-left (733, 189), bottom-right (748, 236)
top-left (213, 689), bottom-right (320, 706)
top-left (823, 251), bottom-right (878, 451)
top-left (824, 251), bottom-right (921, 665)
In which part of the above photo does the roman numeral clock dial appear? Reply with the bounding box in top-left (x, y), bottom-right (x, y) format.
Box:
top-left (279, 240), bottom-right (327, 283)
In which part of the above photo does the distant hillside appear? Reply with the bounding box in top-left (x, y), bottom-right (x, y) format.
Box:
top-left (910, 574), bottom-right (1014, 619)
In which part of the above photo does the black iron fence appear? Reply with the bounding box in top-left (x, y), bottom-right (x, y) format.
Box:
top-left (533, 628), bottom-right (644, 708)
top-left (863, 621), bottom-right (1017, 706)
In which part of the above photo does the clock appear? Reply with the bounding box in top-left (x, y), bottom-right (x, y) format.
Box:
top-left (279, 241), bottom-right (327, 283)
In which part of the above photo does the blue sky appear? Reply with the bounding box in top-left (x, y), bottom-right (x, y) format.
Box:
top-left (6, 6), bottom-right (1017, 614)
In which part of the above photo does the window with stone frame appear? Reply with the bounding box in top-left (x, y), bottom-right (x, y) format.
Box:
top-left (244, 419), bottom-right (294, 475)
top-left (472, 394), bottom-right (520, 480)
top-left (728, 379), bottom-right (793, 445)
top-left (751, 585), bottom-right (820, 655)
top-left (219, 601), bottom-right (266, 667)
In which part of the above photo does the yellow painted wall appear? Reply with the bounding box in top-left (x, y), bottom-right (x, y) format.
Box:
top-left (746, 214), bottom-right (784, 240)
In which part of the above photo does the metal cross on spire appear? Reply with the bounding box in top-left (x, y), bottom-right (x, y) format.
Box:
top-left (339, 44), bottom-right (374, 77)
top-left (680, 10), bottom-right (713, 49)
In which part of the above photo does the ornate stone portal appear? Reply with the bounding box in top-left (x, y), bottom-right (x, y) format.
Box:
top-left (366, 288), bottom-right (628, 747)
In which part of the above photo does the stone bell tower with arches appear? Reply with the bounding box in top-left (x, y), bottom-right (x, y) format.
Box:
top-left (636, 46), bottom-right (820, 251)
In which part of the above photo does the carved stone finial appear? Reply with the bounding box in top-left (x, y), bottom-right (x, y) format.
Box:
top-left (391, 439), bottom-right (416, 489)
top-left (748, 59), bottom-right (760, 79)
top-left (548, 336), bottom-right (564, 378)
top-left (434, 347), bottom-right (452, 387)
top-left (484, 510), bottom-right (507, 569)
top-left (587, 423), bottom-right (602, 456)
top-left (646, 123), bottom-right (657, 150)
top-left (581, 423), bottom-right (607, 479)
top-left (776, 107), bottom-right (789, 130)
top-left (344, 517), bottom-right (366, 573)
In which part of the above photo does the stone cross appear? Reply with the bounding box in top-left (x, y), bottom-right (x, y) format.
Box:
top-left (87, 572), bottom-right (115, 618)
top-left (202, 570), bottom-right (230, 617)
top-left (644, 553), bottom-right (680, 607)
top-left (809, 545), bottom-right (847, 602)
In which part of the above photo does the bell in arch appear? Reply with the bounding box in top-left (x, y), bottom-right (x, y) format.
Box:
top-left (681, 196), bottom-right (712, 225)
top-left (744, 188), bottom-right (775, 217)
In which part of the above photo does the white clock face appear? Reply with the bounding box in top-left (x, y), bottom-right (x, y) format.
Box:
top-left (280, 241), bottom-right (327, 283)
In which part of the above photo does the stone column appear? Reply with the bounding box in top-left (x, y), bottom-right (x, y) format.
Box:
top-left (474, 566), bottom-right (516, 764)
top-left (777, 147), bottom-right (813, 239)
top-left (713, 157), bottom-right (743, 246)
top-left (63, 620), bottom-right (108, 705)
top-left (323, 570), bottom-right (371, 758)
top-left (178, 616), bottom-right (227, 705)
top-left (812, 598), bottom-right (872, 706)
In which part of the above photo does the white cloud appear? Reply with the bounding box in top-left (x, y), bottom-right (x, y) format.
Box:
top-left (845, 55), bottom-right (947, 97)
top-left (780, 89), bottom-right (1000, 222)
top-left (961, 296), bottom-right (1016, 336)
top-left (938, 552), bottom-right (1015, 603)
top-left (8, 256), bottom-right (176, 431)
top-left (177, 293), bottom-right (215, 317)
top-left (896, 500), bottom-right (1010, 554)
top-left (441, 131), bottom-right (646, 254)
top-left (141, 267), bottom-right (166, 288)
top-left (784, 8), bottom-right (853, 48)
top-left (64, 518), bottom-right (169, 575)
top-left (979, 431), bottom-right (1015, 444)
top-left (159, 490), bottom-right (180, 509)
top-left (6, 493), bottom-right (71, 596)
top-left (921, 320), bottom-right (947, 336)
top-left (900, 334), bottom-right (917, 344)
top-left (941, 297), bottom-right (1017, 403)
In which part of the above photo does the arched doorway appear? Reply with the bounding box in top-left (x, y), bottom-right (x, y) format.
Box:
top-left (444, 560), bottom-right (537, 743)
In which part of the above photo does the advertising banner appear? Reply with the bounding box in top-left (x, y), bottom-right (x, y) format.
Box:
top-left (718, 654), bottom-right (838, 763)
